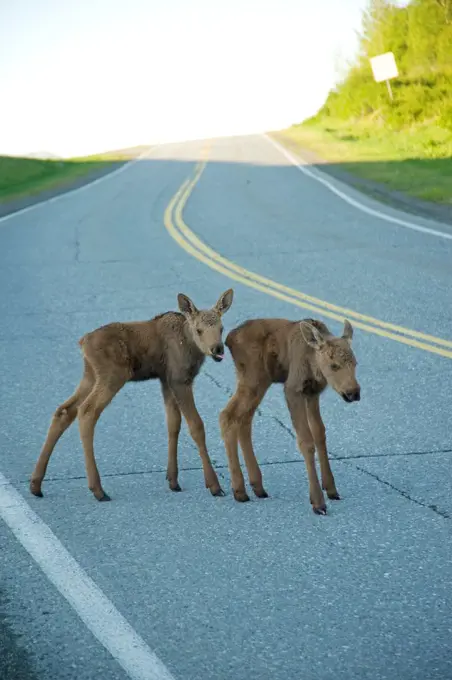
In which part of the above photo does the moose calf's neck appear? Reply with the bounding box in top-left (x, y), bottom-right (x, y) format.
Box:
top-left (288, 323), bottom-right (328, 397)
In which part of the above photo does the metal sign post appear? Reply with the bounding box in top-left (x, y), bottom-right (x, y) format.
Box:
top-left (370, 51), bottom-right (398, 102)
top-left (386, 79), bottom-right (393, 101)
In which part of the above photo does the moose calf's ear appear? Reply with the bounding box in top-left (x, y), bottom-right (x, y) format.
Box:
top-left (342, 319), bottom-right (353, 344)
top-left (177, 293), bottom-right (198, 317)
top-left (299, 321), bottom-right (325, 349)
top-left (215, 288), bottom-right (234, 316)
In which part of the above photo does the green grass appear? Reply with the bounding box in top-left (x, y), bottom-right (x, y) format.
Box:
top-left (272, 119), bottom-right (452, 204)
top-left (0, 145), bottom-right (151, 205)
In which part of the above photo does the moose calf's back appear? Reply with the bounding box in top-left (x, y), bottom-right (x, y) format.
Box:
top-left (226, 317), bottom-right (326, 387)
top-left (80, 312), bottom-right (204, 383)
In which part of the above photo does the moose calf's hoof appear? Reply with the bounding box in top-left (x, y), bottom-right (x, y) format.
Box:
top-left (93, 491), bottom-right (111, 502)
top-left (210, 486), bottom-right (225, 497)
top-left (169, 483), bottom-right (182, 492)
top-left (327, 491), bottom-right (341, 501)
top-left (312, 504), bottom-right (327, 516)
top-left (252, 486), bottom-right (269, 499)
top-left (34, 491), bottom-right (44, 498)
top-left (234, 490), bottom-right (250, 503)
top-left (30, 482), bottom-right (43, 498)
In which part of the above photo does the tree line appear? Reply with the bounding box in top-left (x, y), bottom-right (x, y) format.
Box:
top-left (311, 0), bottom-right (452, 130)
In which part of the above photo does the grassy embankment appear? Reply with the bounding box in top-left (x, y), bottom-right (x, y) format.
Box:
top-left (0, 146), bottom-right (151, 205)
top-left (272, 119), bottom-right (452, 204)
top-left (272, 0), bottom-right (452, 205)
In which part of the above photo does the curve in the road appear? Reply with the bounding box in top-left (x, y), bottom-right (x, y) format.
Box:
top-left (265, 134), bottom-right (452, 242)
top-left (163, 143), bottom-right (452, 360)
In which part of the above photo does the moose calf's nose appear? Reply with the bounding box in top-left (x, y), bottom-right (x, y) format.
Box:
top-left (349, 386), bottom-right (361, 402)
top-left (213, 343), bottom-right (224, 356)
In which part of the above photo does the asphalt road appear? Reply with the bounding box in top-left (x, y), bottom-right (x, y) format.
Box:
top-left (1, 134), bottom-right (451, 680)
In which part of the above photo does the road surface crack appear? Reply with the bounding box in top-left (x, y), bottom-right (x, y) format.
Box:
top-left (202, 370), bottom-right (451, 517)
top-left (332, 448), bottom-right (452, 460)
top-left (74, 223), bottom-right (80, 263)
top-left (351, 462), bottom-right (450, 519)
top-left (7, 454), bottom-right (451, 518)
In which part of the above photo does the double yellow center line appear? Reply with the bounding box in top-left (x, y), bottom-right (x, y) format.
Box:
top-left (163, 149), bottom-right (452, 360)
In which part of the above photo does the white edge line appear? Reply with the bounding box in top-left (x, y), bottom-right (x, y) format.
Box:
top-left (263, 133), bottom-right (452, 242)
top-left (0, 471), bottom-right (175, 680)
top-left (0, 146), bottom-right (158, 225)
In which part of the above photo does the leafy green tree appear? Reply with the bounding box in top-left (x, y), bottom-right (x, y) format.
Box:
top-left (312, 0), bottom-right (452, 129)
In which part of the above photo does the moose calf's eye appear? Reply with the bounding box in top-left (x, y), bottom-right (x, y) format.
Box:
top-left (197, 329), bottom-right (203, 336)
top-left (331, 363), bottom-right (340, 371)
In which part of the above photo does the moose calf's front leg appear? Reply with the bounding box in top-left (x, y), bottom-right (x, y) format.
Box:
top-left (171, 383), bottom-right (224, 497)
top-left (284, 387), bottom-right (326, 515)
top-left (161, 382), bottom-right (182, 492)
top-left (307, 395), bottom-right (340, 501)
top-left (77, 379), bottom-right (125, 502)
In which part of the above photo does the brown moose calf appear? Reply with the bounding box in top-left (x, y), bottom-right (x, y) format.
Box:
top-left (30, 289), bottom-right (234, 502)
top-left (219, 317), bottom-right (360, 515)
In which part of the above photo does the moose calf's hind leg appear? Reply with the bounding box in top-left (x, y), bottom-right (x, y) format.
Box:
top-left (30, 398), bottom-right (79, 497)
top-left (238, 420), bottom-right (268, 499)
top-left (219, 406), bottom-right (250, 503)
top-left (221, 381), bottom-right (270, 503)
top-left (78, 380), bottom-right (125, 501)
top-left (31, 362), bottom-right (95, 498)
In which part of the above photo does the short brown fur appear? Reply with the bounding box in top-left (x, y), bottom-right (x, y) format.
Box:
top-left (30, 289), bottom-right (234, 501)
top-left (219, 317), bottom-right (361, 514)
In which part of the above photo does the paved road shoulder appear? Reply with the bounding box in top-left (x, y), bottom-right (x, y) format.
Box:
top-left (271, 132), bottom-right (452, 227)
top-left (0, 587), bottom-right (38, 680)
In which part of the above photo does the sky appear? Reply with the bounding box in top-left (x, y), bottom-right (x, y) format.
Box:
top-left (0, 0), bottom-right (369, 158)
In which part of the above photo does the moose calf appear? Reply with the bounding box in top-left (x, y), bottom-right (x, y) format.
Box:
top-left (219, 317), bottom-right (360, 515)
top-left (30, 289), bottom-right (234, 502)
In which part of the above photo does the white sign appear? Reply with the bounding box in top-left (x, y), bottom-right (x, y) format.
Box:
top-left (370, 51), bottom-right (399, 82)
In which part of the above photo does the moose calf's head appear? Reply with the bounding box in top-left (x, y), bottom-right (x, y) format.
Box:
top-left (177, 289), bottom-right (234, 362)
top-left (300, 319), bottom-right (361, 403)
